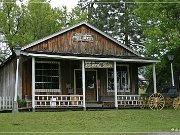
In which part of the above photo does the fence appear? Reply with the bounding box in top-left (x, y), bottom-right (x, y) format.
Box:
top-left (0, 96), bottom-right (13, 110)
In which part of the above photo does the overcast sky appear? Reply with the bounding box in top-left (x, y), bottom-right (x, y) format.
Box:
top-left (50, 0), bottom-right (79, 11)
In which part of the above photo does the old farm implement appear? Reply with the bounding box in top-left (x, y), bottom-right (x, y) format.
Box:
top-left (139, 87), bottom-right (180, 110)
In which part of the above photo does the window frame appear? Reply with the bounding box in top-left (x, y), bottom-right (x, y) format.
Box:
top-left (107, 64), bottom-right (130, 93)
top-left (35, 61), bottom-right (61, 93)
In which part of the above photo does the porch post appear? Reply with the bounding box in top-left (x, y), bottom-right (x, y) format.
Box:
top-left (12, 58), bottom-right (19, 113)
top-left (32, 57), bottom-right (35, 111)
top-left (153, 63), bottom-right (157, 93)
top-left (114, 61), bottom-right (118, 109)
top-left (82, 60), bottom-right (86, 111)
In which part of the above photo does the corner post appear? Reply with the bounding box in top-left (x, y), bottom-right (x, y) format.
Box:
top-left (12, 58), bottom-right (19, 113)
top-left (153, 63), bottom-right (157, 93)
top-left (32, 57), bottom-right (35, 112)
top-left (114, 61), bottom-right (118, 109)
top-left (82, 60), bottom-right (86, 111)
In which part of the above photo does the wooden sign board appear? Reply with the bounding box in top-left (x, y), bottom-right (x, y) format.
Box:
top-left (85, 62), bottom-right (113, 68)
top-left (72, 33), bottom-right (94, 42)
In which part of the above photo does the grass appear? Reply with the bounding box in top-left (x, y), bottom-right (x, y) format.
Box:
top-left (0, 109), bottom-right (179, 134)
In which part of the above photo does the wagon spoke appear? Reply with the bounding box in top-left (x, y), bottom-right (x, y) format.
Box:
top-left (148, 93), bottom-right (165, 111)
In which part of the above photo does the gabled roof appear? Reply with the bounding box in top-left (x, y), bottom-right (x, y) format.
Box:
top-left (21, 21), bottom-right (140, 56)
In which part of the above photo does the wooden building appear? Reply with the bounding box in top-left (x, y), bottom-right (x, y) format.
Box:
top-left (0, 22), bottom-right (159, 110)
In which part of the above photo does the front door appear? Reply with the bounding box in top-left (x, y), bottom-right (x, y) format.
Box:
top-left (85, 71), bottom-right (97, 101)
top-left (74, 70), bottom-right (97, 102)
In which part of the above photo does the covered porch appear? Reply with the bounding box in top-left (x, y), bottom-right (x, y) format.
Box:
top-left (21, 54), bottom-right (158, 110)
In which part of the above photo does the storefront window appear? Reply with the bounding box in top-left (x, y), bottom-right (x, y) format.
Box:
top-left (35, 62), bottom-right (60, 90)
top-left (107, 65), bottom-right (130, 93)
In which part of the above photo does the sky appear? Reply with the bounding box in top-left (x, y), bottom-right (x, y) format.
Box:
top-left (50, 0), bottom-right (79, 11)
top-left (15, 0), bottom-right (79, 11)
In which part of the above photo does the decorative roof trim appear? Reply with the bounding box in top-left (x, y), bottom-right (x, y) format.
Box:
top-left (21, 22), bottom-right (140, 56)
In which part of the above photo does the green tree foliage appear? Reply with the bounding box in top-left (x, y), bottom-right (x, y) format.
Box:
top-left (78, 0), bottom-right (145, 54)
top-left (0, 0), bottom-right (23, 48)
top-left (0, 0), bottom-right (87, 61)
top-left (135, 0), bottom-right (180, 57)
top-left (68, 6), bottom-right (87, 25)
top-left (135, 0), bottom-right (180, 91)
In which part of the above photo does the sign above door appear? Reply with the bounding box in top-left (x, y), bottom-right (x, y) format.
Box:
top-left (85, 61), bottom-right (113, 68)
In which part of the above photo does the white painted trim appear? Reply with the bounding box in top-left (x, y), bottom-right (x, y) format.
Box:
top-left (32, 57), bottom-right (35, 109)
top-left (14, 58), bottom-right (19, 102)
top-left (153, 63), bottom-right (157, 93)
top-left (82, 60), bottom-right (86, 109)
top-left (114, 61), bottom-right (118, 108)
top-left (21, 52), bottom-right (160, 63)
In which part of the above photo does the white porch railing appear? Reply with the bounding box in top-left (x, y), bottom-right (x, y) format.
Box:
top-left (0, 96), bottom-right (13, 110)
top-left (35, 95), bottom-right (83, 108)
top-left (117, 95), bottom-right (140, 107)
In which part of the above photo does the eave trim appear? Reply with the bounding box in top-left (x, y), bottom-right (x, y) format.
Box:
top-left (21, 52), bottom-right (160, 63)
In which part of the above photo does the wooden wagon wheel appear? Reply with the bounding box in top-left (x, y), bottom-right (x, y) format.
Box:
top-left (139, 96), bottom-right (148, 109)
top-left (148, 93), bottom-right (165, 110)
top-left (173, 97), bottom-right (180, 110)
top-left (165, 97), bottom-right (173, 108)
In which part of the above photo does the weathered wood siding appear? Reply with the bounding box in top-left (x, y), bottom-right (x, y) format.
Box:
top-left (0, 58), bottom-right (16, 97)
top-left (26, 25), bottom-right (135, 57)
top-left (22, 58), bottom-right (32, 98)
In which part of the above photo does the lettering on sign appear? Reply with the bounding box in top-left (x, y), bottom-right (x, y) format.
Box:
top-left (85, 62), bottom-right (113, 68)
top-left (72, 33), bottom-right (94, 42)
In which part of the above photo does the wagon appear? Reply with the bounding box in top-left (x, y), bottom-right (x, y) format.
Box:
top-left (139, 87), bottom-right (180, 110)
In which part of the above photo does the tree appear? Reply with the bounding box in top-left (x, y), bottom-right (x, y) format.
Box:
top-left (135, 0), bottom-right (180, 57)
top-left (78, 0), bottom-right (145, 54)
top-left (0, 0), bottom-right (24, 49)
top-left (68, 6), bottom-right (87, 26)
top-left (135, 0), bottom-right (180, 91)
top-left (0, 0), bottom-right (87, 61)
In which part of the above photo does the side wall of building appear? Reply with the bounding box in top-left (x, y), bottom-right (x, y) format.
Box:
top-left (0, 58), bottom-right (16, 97)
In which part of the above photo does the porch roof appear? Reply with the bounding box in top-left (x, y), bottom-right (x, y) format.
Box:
top-left (21, 51), bottom-right (160, 64)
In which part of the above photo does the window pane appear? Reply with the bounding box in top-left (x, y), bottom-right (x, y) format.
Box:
top-left (107, 66), bottom-right (129, 93)
top-left (35, 62), bottom-right (59, 89)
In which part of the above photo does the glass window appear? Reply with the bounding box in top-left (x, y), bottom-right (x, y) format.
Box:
top-left (107, 65), bottom-right (130, 93)
top-left (35, 62), bottom-right (60, 89)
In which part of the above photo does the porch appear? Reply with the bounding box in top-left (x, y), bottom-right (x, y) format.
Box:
top-left (20, 56), bottom-right (157, 111)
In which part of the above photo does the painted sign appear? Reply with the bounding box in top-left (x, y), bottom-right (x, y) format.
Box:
top-left (72, 33), bottom-right (94, 42)
top-left (85, 62), bottom-right (113, 68)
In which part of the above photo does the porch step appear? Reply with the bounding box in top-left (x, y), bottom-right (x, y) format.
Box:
top-left (86, 102), bottom-right (103, 108)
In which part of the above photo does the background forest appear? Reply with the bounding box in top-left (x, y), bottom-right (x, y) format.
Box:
top-left (0, 0), bottom-right (179, 92)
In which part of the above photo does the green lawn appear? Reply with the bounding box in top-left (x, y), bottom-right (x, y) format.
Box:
top-left (0, 109), bottom-right (179, 134)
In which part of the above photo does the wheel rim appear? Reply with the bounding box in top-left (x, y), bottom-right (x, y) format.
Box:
top-left (148, 93), bottom-right (165, 111)
top-left (173, 97), bottom-right (180, 110)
